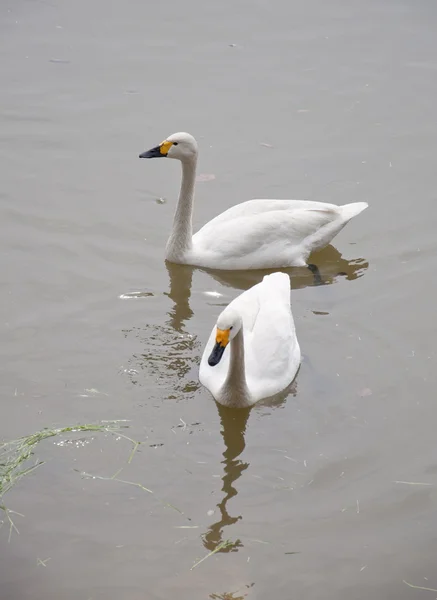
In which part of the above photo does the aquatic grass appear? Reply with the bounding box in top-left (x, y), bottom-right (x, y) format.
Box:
top-left (210, 593), bottom-right (246, 600)
top-left (77, 470), bottom-right (183, 514)
top-left (403, 580), bottom-right (437, 593)
top-left (191, 539), bottom-right (236, 570)
top-left (0, 421), bottom-right (140, 540)
top-left (209, 583), bottom-right (255, 599)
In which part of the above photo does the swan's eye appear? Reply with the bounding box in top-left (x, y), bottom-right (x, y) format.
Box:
top-left (229, 326), bottom-right (233, 330)
top-left (173, 142), bottom-right (179, 146)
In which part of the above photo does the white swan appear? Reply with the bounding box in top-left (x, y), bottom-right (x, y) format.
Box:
top-left (199, 272), bottom-right (301, 408)
top-left (139, 132), bottom-right (368, 273)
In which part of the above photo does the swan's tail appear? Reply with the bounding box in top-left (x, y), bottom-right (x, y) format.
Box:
top-left (340, 202), bottom-right (369, 221)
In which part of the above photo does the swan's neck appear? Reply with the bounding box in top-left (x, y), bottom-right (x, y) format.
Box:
top-left (165, 157), bottom-right (197, 262)
top-left (221, 328), bottom-right (252, 408)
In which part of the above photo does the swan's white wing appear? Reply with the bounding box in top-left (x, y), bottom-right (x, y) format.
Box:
top-left (195, 199), bottom-right (340, 233)
top-left (192, 206), bottom-right (339, 269)
top-left (245, 273), bottom-right (301, 399)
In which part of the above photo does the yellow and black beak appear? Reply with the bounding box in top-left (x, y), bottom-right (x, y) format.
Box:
top-left (208, 328), bottom-right (230, 367)
top-left (139, 139), bottom-right (173, 159)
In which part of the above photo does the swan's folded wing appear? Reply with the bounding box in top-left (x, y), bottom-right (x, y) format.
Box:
top-left (193, 207), bottom-right (338, 263)
top-left (247, 273), bottom-right (298, 380)
top-left (246, 304), bottom-right (299, 395)
top-left (194, 199), bottom-right (339, 240)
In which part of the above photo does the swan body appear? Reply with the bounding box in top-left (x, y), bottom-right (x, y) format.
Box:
top-left (199, 272), bottom-right (301, 408)
top-left (139, 132), bottom-right (368, 271)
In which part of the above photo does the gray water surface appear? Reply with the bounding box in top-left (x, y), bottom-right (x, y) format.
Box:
top-left (1, 0), bottom-right (437, 598)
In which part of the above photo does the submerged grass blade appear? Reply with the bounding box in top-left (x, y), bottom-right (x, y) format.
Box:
top-left (394, 481), bottom-right (433, 486)
top-left (403, 580), bottom-right (437, 593)
top-left (191, 539), bottom-right (235, 571)
top-left (0, 506), bottom-right (22, 542)
top-left (78, 471), bottom-right (183, 514)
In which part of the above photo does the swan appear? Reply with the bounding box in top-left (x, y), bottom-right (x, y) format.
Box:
top-left (139, 132), bottom-right (368, 275)
top-left (199, 272), bottom-right (301, 408)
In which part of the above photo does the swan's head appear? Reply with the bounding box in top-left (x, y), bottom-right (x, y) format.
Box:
top-left (139, 132), bottom-right (198, 162)
top-left (208, 308), bottom-right (242, 367)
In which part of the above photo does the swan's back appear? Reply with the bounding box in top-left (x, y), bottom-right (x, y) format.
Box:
top-left (192, 199), bottom-right (368, 269)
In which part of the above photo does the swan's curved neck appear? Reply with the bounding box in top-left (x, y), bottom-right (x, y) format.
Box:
top-left (222, 328), bottom-right (251, 408)
top-left (165, 157), bottom-right (197, 262)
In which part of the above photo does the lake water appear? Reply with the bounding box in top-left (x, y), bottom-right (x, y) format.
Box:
top-left (1, 0), bottom-right (437, 598)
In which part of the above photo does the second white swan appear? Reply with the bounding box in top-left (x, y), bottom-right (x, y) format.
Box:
top-left (199, 272), bottom-right (301, 408)
top-left (139, 132), bottom-right (368, 272)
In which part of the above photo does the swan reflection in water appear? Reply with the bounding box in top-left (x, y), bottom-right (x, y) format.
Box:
top-left (201, 389), bottom-right (293, 553)
top-left (166, 244), bottom-right (369, 333)
top-left (202, 404), bottom-right (250, 554)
